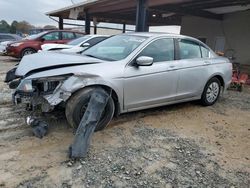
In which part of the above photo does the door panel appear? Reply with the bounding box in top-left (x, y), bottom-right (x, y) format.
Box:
top-left (175, 59), bottom-right (209, 100)
top-left (124, 38), bottom-right (180, 111)
top-left (175, 39), bottom-right (210, 100)
top-left (124, 62), bottom-right (179, 110)
top-left (41, 32), bottom-right (61, 46)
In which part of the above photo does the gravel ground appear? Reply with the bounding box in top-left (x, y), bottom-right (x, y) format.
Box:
top-left (0, 56), bottom-right (249, 188)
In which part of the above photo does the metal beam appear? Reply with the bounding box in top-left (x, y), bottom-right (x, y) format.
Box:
top-left (59, 17), bottom-right (64, 29)
top-left (122, 23), bottom-right (126, 33)
top-left (93, 12), bottom-right (181, 25)
top-left (94, 25), bottom-right (97, 34)
top-left (136, 0), bottom-right (149, 32)
top-left (153, 5), bottom-right (223, 20)
top-left (89, 0), bottom-right (136, 14)
top-left (182, 0), bottom-right (250, 9)
top-left (85, 10), bottom-right (91, 34)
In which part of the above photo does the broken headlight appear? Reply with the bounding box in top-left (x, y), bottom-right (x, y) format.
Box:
top-left (33, 75), bottom-right (72, 95)
top-left (16, 79), bottom-right (34, 93)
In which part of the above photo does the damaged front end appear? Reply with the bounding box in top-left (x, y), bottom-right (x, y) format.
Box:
top-left (8, 70), bottom-right (104, 114)
top-left (11, 74), bottom-right (74, 112)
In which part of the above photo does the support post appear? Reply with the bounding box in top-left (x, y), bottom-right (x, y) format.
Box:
top-left (94, 25), bottom-right (97, 34)
top-left (59, 17), bottom-right (63, 30)
top-left (122, 23), bottom-right (126, 33)
top-left (135, 0), bottom-right (149, 32)
top-left (85, 10), bottom-right (91, 34)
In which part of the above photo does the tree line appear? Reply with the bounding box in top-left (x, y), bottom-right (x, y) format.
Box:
top-left (0, 20), bottom-right (56, 34)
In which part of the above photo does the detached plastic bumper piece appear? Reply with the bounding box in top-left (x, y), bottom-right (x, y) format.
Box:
top-left (5, 67), bottom-right (17, 83)
top-left (69, 88), bottom-right (110, 159)
top-left (26, 116), bottom-right (49, 139)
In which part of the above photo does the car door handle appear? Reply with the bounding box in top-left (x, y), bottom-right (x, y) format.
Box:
top-left (169, 65), bottom-right (176, 68)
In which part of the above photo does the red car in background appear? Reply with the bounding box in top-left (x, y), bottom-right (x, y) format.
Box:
top-left (6, 30), bottom-right (85, 58)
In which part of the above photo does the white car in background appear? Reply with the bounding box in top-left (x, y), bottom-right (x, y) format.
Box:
top-left (1, 40), bottom-right (23, 55)
top-left (0, 41), bottom-right (10, 55)
top-left (41, 35), bottom-right (109, 54)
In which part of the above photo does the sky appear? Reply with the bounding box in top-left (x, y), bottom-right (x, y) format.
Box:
top-left (0, 0), bottom-right (181, 33)
top-left (0, 0), bottom-right (83, 26)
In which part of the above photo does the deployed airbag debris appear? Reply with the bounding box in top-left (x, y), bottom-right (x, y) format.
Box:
top-left (69, 88), bottom-right (110, 158)
top-left (26, 116), bottom-right (49, 139)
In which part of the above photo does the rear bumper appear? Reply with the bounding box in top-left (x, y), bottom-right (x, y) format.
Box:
top-left (225, 80), bottom-right (231, 90)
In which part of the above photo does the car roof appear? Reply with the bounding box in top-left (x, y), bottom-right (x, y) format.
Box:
top-left (123, 32), bottom-right (203, 44)
top-left (44, 30), bottom-right (85, 34)
top-left (123, 32), bottom-right (180, 37)
top-left (85, 34), bottom-right (110, 37)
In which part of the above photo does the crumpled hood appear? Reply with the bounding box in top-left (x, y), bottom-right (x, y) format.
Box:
top-left (15, 51), bottom-right (104, 76)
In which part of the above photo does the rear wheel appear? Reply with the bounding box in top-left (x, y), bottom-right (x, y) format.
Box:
top-left (201, 77), bottom-right (221, 106)
top-left (65, 87), bottom-right (115, 131)
top-left (21, 48), bottom-right (36, 58)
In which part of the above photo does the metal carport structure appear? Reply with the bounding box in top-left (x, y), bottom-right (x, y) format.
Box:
top-left (47, 0), bottom-right (250, 70)
top-left (46, 0), bottom-right (250, 34)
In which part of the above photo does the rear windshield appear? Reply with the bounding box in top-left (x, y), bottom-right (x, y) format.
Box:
top-left (67, 36), bottom-right (91, 45)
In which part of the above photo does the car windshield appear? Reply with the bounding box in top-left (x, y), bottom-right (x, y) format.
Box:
top-left (67, 36), bottom-right (91, 45)
top-left (82, 35), bottom-right (147, 61)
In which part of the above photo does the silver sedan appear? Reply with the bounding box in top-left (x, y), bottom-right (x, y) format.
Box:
top-left (7, 32), bottom-right (232, 131)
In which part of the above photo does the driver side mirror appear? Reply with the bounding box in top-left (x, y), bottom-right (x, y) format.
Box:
top-left (82, 43), bottom-right (90, 47)
top-left (136, 56), bottom-right (154, 66)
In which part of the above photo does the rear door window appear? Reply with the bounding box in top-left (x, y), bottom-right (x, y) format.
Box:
top-left (82, 37), bottom-right (107, 47)
top-left (178, 39), bottom-right (201, 59)
top-left (75, 33), bottom-right (85, 38)
top-left (62, 32), bottom-right (76, 40)
top-left (200, 45), bottom-right (210, 58)
top-left (138, 38), bottom-right (174, 62)
top-left (42, 32), bottom-right (60, 41)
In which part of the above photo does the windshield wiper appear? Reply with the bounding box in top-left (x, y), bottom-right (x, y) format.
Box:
top-left (84, 54), bottom-right (98, 59)
top-left (84, 54), bottom-right (115, 61)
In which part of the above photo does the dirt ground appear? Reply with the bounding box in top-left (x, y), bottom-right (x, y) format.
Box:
top-left (0, 55), bottom-right (249, 188)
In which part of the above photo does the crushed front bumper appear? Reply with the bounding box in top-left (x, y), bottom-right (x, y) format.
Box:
top-left (12, 91), bottom-right (35, 105)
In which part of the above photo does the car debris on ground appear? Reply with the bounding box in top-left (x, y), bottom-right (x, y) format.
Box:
top-left (26, 116), bottom-right (49, 139)
top-left (69, 88), bottom-right (110, 158)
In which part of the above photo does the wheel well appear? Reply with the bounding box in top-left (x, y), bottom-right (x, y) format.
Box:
top-left (72, 85), bottom-right (120, 116)
top-left (97, 85), bottom-right (120, 117)
top-left (22, 47), bottom-right (37, 52)
top-left (21, 47), bottom-right (37, 56)
top-left (213, 75), bottom-right (225, 88)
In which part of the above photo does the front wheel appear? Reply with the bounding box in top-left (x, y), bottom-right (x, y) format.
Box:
top-left (201, 77), bottom-right (221, 106)
top-left (21, 48), bottom-right (36, 58)
top-left (65, 87), bottom-right (115, 131)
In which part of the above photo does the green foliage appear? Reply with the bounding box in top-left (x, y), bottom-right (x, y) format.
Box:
top-left (10, 21), bottom-right (18, 34)
top-left (0, 20), bottom-right (10, 33)
top-left (43, 25), bottom-right (57, 29)
top-left (16, 21), bottom-right (35, 33)
top-left (0, 20), bottom-right (35, 34)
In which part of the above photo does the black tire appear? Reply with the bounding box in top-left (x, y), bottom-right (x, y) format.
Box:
top-left (201, 77), bottom-right (221, 106)
top-left (65, 87), bottom-right (115, 131)
top-left (21, 48), bottom-right (36, 58)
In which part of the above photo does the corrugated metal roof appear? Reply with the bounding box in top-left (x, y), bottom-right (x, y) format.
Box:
top-left (46, 0), bottom-right (100, 15)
